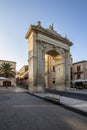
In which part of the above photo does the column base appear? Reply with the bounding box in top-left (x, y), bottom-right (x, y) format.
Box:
top-left (28, 83), bottom-right (45, 93)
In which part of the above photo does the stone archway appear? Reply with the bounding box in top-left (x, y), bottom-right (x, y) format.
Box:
top-left (25, 21), bottom-right (73, 93)
top-left (44, 49), bottom-right (64, 90)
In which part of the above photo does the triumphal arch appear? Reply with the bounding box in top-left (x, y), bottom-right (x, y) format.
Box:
top-left (25, 21), bottom-right (73, 92)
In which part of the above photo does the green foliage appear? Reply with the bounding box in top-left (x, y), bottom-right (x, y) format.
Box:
top-left (0, 62), bottom-right (16, 78)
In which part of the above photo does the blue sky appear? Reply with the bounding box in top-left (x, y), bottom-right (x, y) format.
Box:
top-left (0, 0), bottom-right (87, 71)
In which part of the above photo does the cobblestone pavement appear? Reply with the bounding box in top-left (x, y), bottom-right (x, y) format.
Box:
top-left (0, 88), bottom-right (87, 130)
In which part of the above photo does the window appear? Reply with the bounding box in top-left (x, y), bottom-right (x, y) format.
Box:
top-left (77, 65), bottom-right (81, 72)
top-left (53, 78), bottom-right (55, 84)
top-left (77, 74), bottom-right (81, 79)
top-left (53, 66), bottom-right (55, 72)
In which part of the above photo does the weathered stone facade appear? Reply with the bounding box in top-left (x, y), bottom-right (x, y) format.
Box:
top-left (16, 65), bottom-right (28, 87)
top-left (72, 60), bottom-right (87, 80)
top-left (25, 21), bottom-right (73, 92)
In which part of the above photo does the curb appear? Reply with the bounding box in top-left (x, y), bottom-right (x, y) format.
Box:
top-left (25, 91), bottom-right (87, 117)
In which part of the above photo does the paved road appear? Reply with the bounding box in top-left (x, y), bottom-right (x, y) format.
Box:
top-left (0, 88), bottom-right (87, 130)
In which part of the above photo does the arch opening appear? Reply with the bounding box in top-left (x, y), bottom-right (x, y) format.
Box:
top-left (44, 49), bottom-right (65, 90)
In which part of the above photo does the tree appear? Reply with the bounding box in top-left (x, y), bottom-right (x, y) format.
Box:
top-left (0, 62), bottom-right (16, 78)
top-left (0, 62), bottom-right (16, 88)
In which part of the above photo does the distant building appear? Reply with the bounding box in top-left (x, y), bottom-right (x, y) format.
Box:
top-left (45, 54), bottom-right (58, 89)
top-left (0, 60), bottom-right (16, 87)
top-left (72, 60), bottom-right (87, 89)
top-left (72, 60), bottom-right (87, 80)
top-left (16, 65), bottom-right (28, 88)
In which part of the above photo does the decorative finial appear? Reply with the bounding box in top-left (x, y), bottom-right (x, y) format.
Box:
top-left (37, 21), bottom-right (41, 27)
top-left (49, 24), bottom-right (54, 30)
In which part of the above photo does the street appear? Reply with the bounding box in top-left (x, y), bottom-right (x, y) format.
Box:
top-left (0, 87), bottom-right (87, 130)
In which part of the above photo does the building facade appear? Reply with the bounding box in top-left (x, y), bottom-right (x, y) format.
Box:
top-left (0, 60), bottom-right (16, 87)
top-left (16, 65), bottom-right (28, 88)
top-left (72, 60), bottom-right (87, 80)
top-left (72, 60), bottom-right (87, 89)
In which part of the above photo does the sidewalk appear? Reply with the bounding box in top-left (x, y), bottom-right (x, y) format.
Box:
top-left (33, 90), bottom-right (87, 116)
top-left (0, 86), bottom-right (28, 93)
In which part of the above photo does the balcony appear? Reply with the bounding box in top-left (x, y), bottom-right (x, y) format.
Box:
top-left (74, 71), bottom-right (83, 74)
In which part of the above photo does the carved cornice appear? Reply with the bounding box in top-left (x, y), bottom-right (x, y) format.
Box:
top-left (25, 25), bottom-right (73, 46)
top-left (37, 40), bottom-right (66, 58)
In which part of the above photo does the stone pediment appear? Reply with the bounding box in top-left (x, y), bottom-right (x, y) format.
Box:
top-left (25, 22), bottom-right (73, 46)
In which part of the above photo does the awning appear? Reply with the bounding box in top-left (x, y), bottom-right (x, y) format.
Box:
top-left (72, 79), bottom-right (84, 83)
top-left (83, 79), bottom-right (87, 82)
top-left (0, 77), bottom-right (10, 81)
